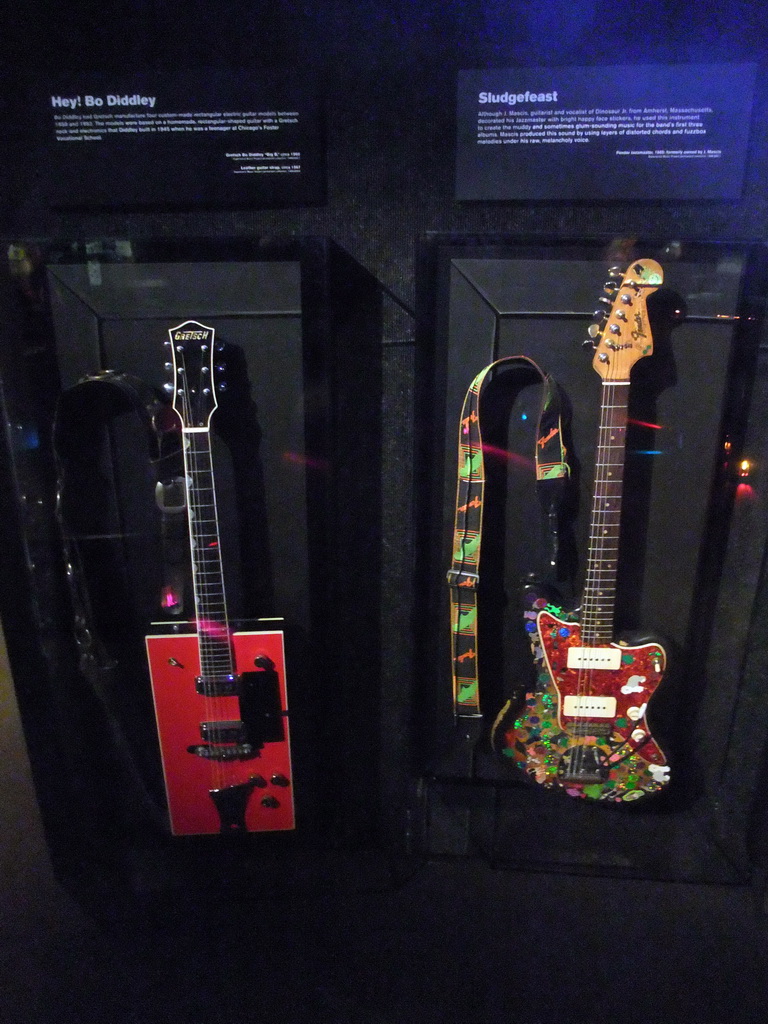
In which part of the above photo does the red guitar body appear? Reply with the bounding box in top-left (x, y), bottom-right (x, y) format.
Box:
top-left (147, 624), bottom-right (294, 835)
top-left (492, 609), bottom-right (669, 801)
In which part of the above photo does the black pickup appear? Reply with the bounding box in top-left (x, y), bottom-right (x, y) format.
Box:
top-left (195, 673), bottom-right (241, 697)
top-left (200, 719), bottom-right (247, 744)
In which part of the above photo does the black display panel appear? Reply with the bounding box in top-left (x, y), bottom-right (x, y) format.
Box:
top-left (456, 63), bottom-right (756, 201)
top-left (36, 70), bottom-right (323, 208)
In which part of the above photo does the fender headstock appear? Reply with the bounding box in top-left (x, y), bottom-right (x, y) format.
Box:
top-left (584, 259), bottom-right (664, 381)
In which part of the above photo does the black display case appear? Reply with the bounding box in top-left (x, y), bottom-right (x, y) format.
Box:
top-left (413, 234), bottom-right (768, 882)
top-left (0, 237), bottom-right (382, 896)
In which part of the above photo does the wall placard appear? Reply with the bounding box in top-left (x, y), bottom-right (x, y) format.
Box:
top-left (455, 63), bottom-right (756, 201)
top-left (38, 69), bottom-right (323, 208)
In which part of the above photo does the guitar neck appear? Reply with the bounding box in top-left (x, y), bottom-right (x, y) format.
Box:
top-left (581, 380), bottom-right (629, 645)
top-left (182, 427), bottom-right (234, 677)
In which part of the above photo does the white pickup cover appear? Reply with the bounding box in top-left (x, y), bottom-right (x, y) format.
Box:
top-left (566, 646), bottom-right (622, 671)
top-left (562, 695), bottom-right (617, 718)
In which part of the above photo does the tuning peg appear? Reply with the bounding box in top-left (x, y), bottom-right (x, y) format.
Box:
top-left (608, 266), bottom-right (624, 279)
top-left (587, 323), bottom-right (602, 338)
top-left (582, 338), bottom-right (598, 349)
top-left (597, 296), bottom-right (614, 310)
top-left (603, 280), bottom-right (618, 294)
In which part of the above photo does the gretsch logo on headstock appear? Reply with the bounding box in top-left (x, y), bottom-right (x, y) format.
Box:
top-left (173, 328), bottom-right (213, 342)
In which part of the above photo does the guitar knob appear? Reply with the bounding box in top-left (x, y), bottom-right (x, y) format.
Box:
top-left (250, 775), bottom-right (268, 787)
top-left (271, 774), bottom-right (290, 787)
top-left (261, 795), bottom-right (280, 808)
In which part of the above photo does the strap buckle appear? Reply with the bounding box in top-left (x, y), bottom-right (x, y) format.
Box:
top-left (155, 476), bottom-right (187, 513)
top-left (446, 568), bottom-right (479, 590)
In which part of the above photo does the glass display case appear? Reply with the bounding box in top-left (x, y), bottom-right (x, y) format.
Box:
top-left (0, 237), bottom-right (382, 895)
top-left (413, 234), bottom-right (768, 881)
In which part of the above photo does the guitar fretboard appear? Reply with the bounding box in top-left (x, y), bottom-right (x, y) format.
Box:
top-left (581, 381), bottom-right (629, 645)
top-left (183, 429), bottom-right (234, 678)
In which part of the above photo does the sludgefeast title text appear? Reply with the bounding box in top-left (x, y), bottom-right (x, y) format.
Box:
top-left (478, 90), bottom-right (558, 104)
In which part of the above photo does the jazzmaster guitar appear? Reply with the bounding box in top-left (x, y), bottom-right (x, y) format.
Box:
top-left (147, 321), bottom-right (294, 835)
top-left (491, 260), bottom-right (670, 802)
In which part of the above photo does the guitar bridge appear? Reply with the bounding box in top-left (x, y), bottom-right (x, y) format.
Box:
top-left (187, 742), bottom-right (259, 761)
top-left (557, 745), bottom-right (609, 784)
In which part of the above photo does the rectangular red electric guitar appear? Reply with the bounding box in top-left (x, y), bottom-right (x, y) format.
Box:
top-left (147, 321), bottom-right (295, 835)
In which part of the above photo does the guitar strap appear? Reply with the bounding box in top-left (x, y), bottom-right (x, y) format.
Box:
top-left (447, 355), bottom-right (570, 722)
top-left (53, 370), bottom-right (185, 826)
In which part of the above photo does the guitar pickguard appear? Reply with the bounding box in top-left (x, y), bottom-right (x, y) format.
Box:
top-left (147, 625), bottom-right (294, 835)
top-left (494, 608), bottom-right (670, 802)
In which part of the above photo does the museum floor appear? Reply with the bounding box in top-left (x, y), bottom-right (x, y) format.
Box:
top-left (2, 852), bottom-right (766, 1024)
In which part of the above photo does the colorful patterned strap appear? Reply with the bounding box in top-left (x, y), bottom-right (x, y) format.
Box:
top-left (447, 355), bottom-right (569, 720)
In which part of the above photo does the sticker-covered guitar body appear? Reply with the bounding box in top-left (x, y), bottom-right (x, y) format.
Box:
top-left (496, 605), bottom-right (669, 801)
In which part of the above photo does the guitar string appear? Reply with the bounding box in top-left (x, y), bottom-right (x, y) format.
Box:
top-left (575, 278), bottom-right (627, 781)
top-left (176, 347), bottom-right (218, 793)
top-left (196, 398), bottom-right (232, 794)
top-left (599, 377), bottom-right (626, 777)
top-left (194, 426), bottom-right (232, 794)
top-left (177, 341), bottom-right (232, 796)
top-left (573, 310), bottom-right (605, 780)
top-left (575, 361), bottom-right (610, 778)
top-left (584, 372), bottom-right (616, 775)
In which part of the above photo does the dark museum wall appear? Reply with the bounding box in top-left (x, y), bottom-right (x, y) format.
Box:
top-left (4, 2), bottom-right (768, 288)
top-left (3, 0), bottom-right (768, 913)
